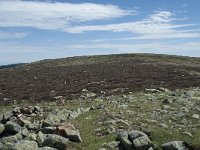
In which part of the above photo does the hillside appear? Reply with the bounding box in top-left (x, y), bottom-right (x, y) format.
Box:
top-left (1, 53), bottom-right (200, 150)
top-left (0, 53), bottom-right (200, 104)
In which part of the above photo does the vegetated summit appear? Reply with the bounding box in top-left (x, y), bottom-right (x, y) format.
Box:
top-left (1, 53), bottom-right (200, 104)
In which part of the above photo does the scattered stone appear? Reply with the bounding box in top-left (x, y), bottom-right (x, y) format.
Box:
top-left (26, 133), bottom-right (37, 141)
top-left (162, 99), bottom-right (172, 104)
top-left (18, 117), bottom-right (32, 127)
top-left (20, 106), bottom-right (34, 114)
top-left (128, 130), bottom-right (153, 150)
top-left (5, 121), bottom-right (21, 134)
top-left (37, 131), bottom-right (46, 146)
top-left (162, 141), bottom-right (191, 150)
top-left (0, 133), bottom-right (22, 143)
top-left (2, 111), bottom-right (13, 122)
top-left (14, 140), bottom-right (38, 150)
top-left (182, 132), bottom-right (193, 138)
top-left (159, 123), bottom-right (168, 129)
top-left (56, 123), bottom-right (82, 142)
top-left (20, 127), bottom-right (29, 137)
top-left (132, 136), bottom-right (152, 150)
top-left (101, 141), bottom-right (120, 149)
top-left (191, 114), bottom-right (199, 119)
top-left (117, 131), bottom-right (132, 150)
top-left (42, 134), bottom-right (68, 150)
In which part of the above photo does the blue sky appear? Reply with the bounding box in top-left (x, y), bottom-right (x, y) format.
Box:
top-left (0, 0), bottom-right (200, 65)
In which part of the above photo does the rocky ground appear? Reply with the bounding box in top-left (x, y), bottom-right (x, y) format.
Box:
top-left (0, 87), bottom-right (200, 150)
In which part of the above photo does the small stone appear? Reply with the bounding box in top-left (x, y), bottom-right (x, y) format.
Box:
top-left (182, 132), bottom-right (193, 138)
top-left (159, 123), bottom-right (168, 129)
top-left (191, 114), bottom-right (199, 119)
top-left (162, 141), bottom-right (191, 150)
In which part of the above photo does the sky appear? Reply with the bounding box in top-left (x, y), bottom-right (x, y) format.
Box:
top-left (0, 0), bottom-right (200, 65)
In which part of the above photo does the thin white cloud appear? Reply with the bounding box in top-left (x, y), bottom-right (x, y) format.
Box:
top-left (0, 31), bottom-right (28, 39)
top-left (0, 0), bottom-right (132, 30)
top-left (66, 11), bottom-right (200, 40)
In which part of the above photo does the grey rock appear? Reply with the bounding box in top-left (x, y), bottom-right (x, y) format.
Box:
top-left (36, 131), bottom-right (46, 147)
top-left (128, 130), bottom-right (152, 150)
top-left (0, 123), bottom-right (5, 135)
top-left (13, 107), bottom-right (21, 116)
top-left (40, 127), bottom-right (56, 134)
top-left (34, 106), bottom-right (42, 112)
top-left (101, 141), bottom-right (120, 149)
top-left (0, 142), bottom-right (4, 150)
top-left (128, 130), bottom-right (148, 141)
top-left (20, 127), bottom-right (30, 137)
top-left (0, 134), bottom-right (20, 143)
top-left (5, 121), bottom-right (21, 134)
top-left (18, 118), bottom-right (32, 127)
top-left (191, 114), bottom-right (199, 119)
top-left (42, 134), bottom-right (68, 150)
top-left (117, 131), bottom-right (132, 150)
top-left (3, 111), bottom-right (13, 121)
top-left (56, 124), bottom-right (82, 142)
top-left (14, 140), bottom-right (38, 150)
top-left (26, 133), bottom-right (38, 141)
top-left (162, 141), bottom-right (190, 150)
top-left (132, 136), bottom-right (152, 150)
top-left (20, 106), bottom-right (34, 114)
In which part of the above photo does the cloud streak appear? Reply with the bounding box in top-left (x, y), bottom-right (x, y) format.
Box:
top-left (66, 11), bottom-right (200, 40)
top-left (0, 0), bottom-right (132, 30)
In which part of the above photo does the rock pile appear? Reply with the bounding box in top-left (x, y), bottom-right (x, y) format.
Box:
top-left (0, 106), bottom-right (84, 150)
top-left (100, 130), bottom-right (195, 150)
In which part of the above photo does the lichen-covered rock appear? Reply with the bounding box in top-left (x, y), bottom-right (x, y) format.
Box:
top-left (25, 133), bottom-right (38, 141)
top-left (20, 127), bottom-right (30, 137)
top-left (42, 134), bottom-right (68, 149)
top-left (162, 141), bottom-right (191, 150)
top-left (0, 134), bottom-right (19, 144)
top-left (5, 121), bottom-right (21, 134)
top-left (128, 130), bottom-right (152, 150)
top-left (128, 130), bottom-right (148, 141)
top-left (117, 131), bottom-right (132, 150)
top-left (36, 131), bottom-right (46, 147)
top-left (132, 136), bottom-right (152, 150)
top-left (14, 140), bottom-right (38, 150)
